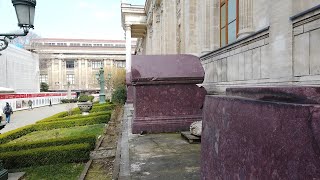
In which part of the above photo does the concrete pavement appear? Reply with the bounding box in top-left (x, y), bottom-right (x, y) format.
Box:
top-left (0, 103), bottom-right (77, 133)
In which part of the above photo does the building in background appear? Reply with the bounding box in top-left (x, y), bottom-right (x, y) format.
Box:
top-left (122, 0), bottom-right (320, 93)
top-left (27, 38), bottom-right (135, 92)
top-left (0, 44), bottom-right (40, 93)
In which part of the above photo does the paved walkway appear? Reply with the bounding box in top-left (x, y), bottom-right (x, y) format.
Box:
top-left (119, 104), bottom-right (200, 180)
top-left (0, 103), bottom-right (77, 133)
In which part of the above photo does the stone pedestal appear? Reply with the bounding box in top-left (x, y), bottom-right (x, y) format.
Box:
top-left (131, 55), bottom-right (206, 133)
top-left (201, 86), bottom-right (320, 179)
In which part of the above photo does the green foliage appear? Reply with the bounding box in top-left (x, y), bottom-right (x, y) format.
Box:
top-left (0, 114), bottom-right (110, 144)
top-left (40, 82), bottom-right (49, 92)
top-left (112, 85), bottom-right (127, 105)
top-left (88, 95), bottom-right (94, 102)
top-left (36, 111), bottom-right (110, 124)
top-left (0, 135), bottom-right (96, 153)
top-left (78, 94), bottom-right (89, 102)
top-left (0, 143), bottom-right (91, 169)
top-left (61, 99), bottom-right (78, 103)
top-left (19, 163), bottom-right (85, 180)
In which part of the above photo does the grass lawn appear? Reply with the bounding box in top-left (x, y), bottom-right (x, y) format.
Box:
top-left (17, 163), bottom-right (84, 180)
top-left (8, 124), bottom-right (105, 144)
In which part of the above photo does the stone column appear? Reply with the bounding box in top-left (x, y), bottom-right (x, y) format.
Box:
top-left (125, 24), bottom-right (132, 73)
top-left (238, 0), bottom-right (254, 39)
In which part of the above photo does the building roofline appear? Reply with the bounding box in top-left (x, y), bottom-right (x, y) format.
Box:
top-left (31, 38), bottom-right (130, 43)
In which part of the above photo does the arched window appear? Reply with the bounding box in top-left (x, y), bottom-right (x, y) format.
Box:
top-left (220, 0), bottom-right (239, 47)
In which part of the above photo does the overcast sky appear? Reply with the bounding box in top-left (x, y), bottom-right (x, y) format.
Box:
top-left (0, 0), bottom-right (145, 40)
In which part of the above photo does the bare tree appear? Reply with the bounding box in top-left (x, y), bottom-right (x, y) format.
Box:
top-left (9, 31), bottom-right (40, 48)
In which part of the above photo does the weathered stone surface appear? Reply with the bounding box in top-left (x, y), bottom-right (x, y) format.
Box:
top-left (202, 87), bottom-right (320, 179)
top-left (226, 86), bottom-right (320, 104)
top-left (131, 55), bottom-right (206, 133)
top-left (294, 33), bottom-right (310, 76)
top-left (190, 121), bottom-right (202, 136)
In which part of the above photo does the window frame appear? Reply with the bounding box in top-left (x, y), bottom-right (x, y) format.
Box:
top-left (220, 0), bottom-right (239, 47)
top-left (66, 74), bottom-right (75, 85)
top-left (66, 60), bottom-right (75, 69)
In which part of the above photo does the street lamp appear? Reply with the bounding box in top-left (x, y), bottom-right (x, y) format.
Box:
top-left (0, 0), bottom-right (37, 51)
top-left (96, 67), bottom-right (106, 104)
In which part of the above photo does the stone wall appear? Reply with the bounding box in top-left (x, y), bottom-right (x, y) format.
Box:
top-left (201, 28), bottom-right (270, 93)
top-left (292, 6), bottom-right (320, 83)
top-left (200, 1), bottom-right (320, 94)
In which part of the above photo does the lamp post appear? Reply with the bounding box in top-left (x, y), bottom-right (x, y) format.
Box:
top-left (107, 72), bottom-right (112, 102)
top-left (0, 1), bottom-right (36, 179)
top-left (96, 67), bottom-right (106, 104)
top-left (0, 0), bottom-right (37, 51)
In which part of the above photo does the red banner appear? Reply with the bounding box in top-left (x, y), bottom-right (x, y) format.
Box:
top-left (0, 93), bottom-right (76, 100)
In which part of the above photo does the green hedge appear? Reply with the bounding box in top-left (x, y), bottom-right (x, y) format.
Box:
top-left (36, 111), bottom-right (111, 124)
top-left (0, 143), bottom-right (91, 169)
top-left (39, 111), bottom-right (70, 122)
top-left (71, 104), bottom-right (115, 114)
top-left (0, 114), bottom-right (110, 144)
top-left (0, 135), bottom-right (96, 153)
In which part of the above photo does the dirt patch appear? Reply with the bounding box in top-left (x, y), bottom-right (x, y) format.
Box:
top-left (84, 106), bottom-right (123, 180)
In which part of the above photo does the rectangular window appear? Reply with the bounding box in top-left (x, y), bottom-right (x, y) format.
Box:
top-left (92, 61), bottom-right (103, 69)
top-left (40, 74), bottom-right (48, 83)
top-left (220, 0), bottom-right (239, 47)
top-left (66, 60), bottom-right (74, 69)
top-left (66, 74), bottom-right (75, 85)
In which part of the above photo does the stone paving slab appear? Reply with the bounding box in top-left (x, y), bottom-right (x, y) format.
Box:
top-left (119, 103), bottom-right (201, 180)
top-left (8, 172), bottom-right (25, 180)
top-left (0, 103), bottom-right (77, 133)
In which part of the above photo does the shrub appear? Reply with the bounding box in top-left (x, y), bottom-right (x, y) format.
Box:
top-left (0, 113), bottom-right (111, 144)
top-left (112, 85), bottom-right (127, 105)
top-left (0, 135), bottom-right (96, 153)
top-left (40, 82), bottom-right (49, 92)
top-left (39, 111), bottom-right (69, 122)
top-left (36, 111), bottom-right (110, 124)
top-left (71, 103), bottom-right (115, 114)
top-left (61, 99), bottom-right (78, 103)
top-left (88, 95), bottom-right (94, 102)
top-left (0, 143), bottom-right (91, 169)
top-left (78, 95), bottom-right (89, 102)
top-left (33, 114), bottom-right (111, 131)
top-left (0, 126), bottom-right (36, 144)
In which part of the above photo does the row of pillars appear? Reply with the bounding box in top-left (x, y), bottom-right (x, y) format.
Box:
top-left (124, 0), bottom-right (254, 73)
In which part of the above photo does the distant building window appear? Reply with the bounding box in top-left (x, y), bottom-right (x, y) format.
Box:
top-left (40, 74), bottom-right (48, 83)
top-left (116, 61), bottom-right (125, 68)
top-left (92, 61), bottom-right (103, 69)
top-left (70, 43), bottom-right (81, 46)
top-left (66, 74), bottom-right (75, 84)
top-left (66, 60), bottom-right (75, 69)
top-left (57, 43), bottom-right (67, 46)
top-left (220, 0), bottom-right (239, 47)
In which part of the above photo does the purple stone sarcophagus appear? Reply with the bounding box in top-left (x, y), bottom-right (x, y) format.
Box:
top-left (201, 86), bottom-right (320, 179)
top-left (131, 55), bottom-right (206, 133)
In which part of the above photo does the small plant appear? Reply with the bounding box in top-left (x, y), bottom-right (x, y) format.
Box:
top-left (78, 95), bottom-right (89, 102)
top-left (88, 95), bottom-right (94, 102)
top-left (40, 82), bottom-right (49, 92)
top-left (111, 85), bottom-right (127, 105)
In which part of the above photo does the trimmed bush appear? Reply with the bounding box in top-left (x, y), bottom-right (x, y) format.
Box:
top-left (0, 143), bottom-right (91, 169)
top-left (0, 113), bottom-right (111, 144)
top-left (36, 111), bottom-right (111, 124)
top-left (61, 99), bottom-right (78, 103)
top-left (33, 114), bottom-right (110, 131)
top-left (0, 135), bottom-right (96, 152)
top-left (39, 111), bottom-right (69, 122)
top-left (78, 94), bottom-right (89, 102)
top-left (71, 104), bottom-right (115, 114)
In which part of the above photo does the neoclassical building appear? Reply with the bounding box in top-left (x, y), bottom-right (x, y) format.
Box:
top-left (121, 0), bottom-right (320, 93)
top-left (27, 38), bottom-right (135, 92)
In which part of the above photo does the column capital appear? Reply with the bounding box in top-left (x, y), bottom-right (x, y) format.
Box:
top-left (125, 24), bottom-right (131, 30)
